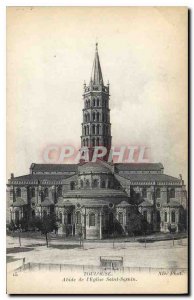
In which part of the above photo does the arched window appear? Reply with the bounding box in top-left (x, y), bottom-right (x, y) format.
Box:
top-left (97, 98), bottom-right (100, 106)
top-left (15, 210), bottom-right (19, 223)
top-left (16, 188), bottom-right (21, 197)
top-left (88, 100), bottom-right (90, 108)
top-left (31, 187), bottom-right (35, 197)
top-left (96, 124), bottom-right (100, 134)
top-left (92, 124), bottom-right (95, 134)
top-left (157, 211), bottom-right (160, 222)
top-left (76, 211), bottom-right (81, 225)
top-left (93, 98), bottom-right (96, 107)
top-left (96, 137), bottom-right (100, 146)
top-left (70, 182), bottom-right (75, 190)
top-left (92, 138), bottom-right (95, 147)
top-left (85, 180), bottom-right (90, 188)
top-left (93, 179), bottom-right (98, 188)
top-left (171, 211), bottom-right (175, 223)
top-left (118, 212), bottom-right (123, 225)
top-left (93, 112), bottom-right (96, 121)
top-left (164, 212), bottom-right (167, 222)
top-left (102, 113), bottom-right (104, 122)
top-left (86, 138), bottom-right (89, 147)
top-left (32, 210), bottom-right (35, 218)
top-left (67, 213), bottom-right (72, 225)
top-left (97, 112), bottom-right (100, 121)
top-left (109, 212), bottom-right (113, 225)
top-left (57, 185), bottom-right (62, 197)
top-left (170, 188), bottom-right (175, 198)
top-left (59, 212), bottom-right (63, 223)
top-left (80, 180), bottom-right (83, 188)
top-left (143, 210), bottom-right (147, 221)
top-left (89, 213), bottom-right (95, 226)
top-left (44, 188), bottom-right (49, 197)
top-left (156, 188), bottom-right (160, 198)
top-left (107, 181), bottom-right (111, 188)
top-left (87, 113), bottom-right (90, 122)
top-left (83, 139), bottom-right (85, 146)
top-left (87, 125), bottom-right (89, 135)
top-left (101, 181), bottom-right (106, 188)
top-left (142, 187), bottom-right (147, 198)
top-left (84, 114), bottom-right (87, 122)
top-left (84, 126), bottom-right (87, 135)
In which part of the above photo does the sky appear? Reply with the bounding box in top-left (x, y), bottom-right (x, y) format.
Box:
top-left (7, 7), bottom-right (188, 184)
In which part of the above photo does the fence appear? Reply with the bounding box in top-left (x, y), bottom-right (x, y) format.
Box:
top-left (15, 262), bottom-right (187, 274)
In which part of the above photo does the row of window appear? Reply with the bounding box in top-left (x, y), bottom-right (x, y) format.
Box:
top-left (143, 210), bottom-right (176, 223)
top-left (79, 179), bottom-right (112, 188)
top-left (85, 98), bottom-right (108, 108)
top-left (13, 183), bottom-right (76, 200)
top-left (82, 137), bottom-right (109, 147)
top-left (83, 124), bottom-right (109, 136)
top-left (142, 187), bottom-right (175, 199)
top-left (84, 112), bottom-right (109, 123)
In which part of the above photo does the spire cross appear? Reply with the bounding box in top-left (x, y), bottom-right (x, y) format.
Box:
top-left (95, 42), bottom-right (98, 51)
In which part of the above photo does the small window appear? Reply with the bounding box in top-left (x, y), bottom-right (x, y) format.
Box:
top-left (93, 179), bottom-right (98, 188)
top-left (57, 185), bottom-right (62, 197)
top-left (15, 211), bottom-right (19, 223)
top-left (101, 181), bottom-right (106, 188)
top-left (171, 211), bottom-right (175, 223)
top-left (89, 213), bottom-right (95, 226)
top-left (170, 188), bottom-right (175, 198)
top-left (164, 212), bottom-right (167, 222)
top-left (142, 188), bottom-right (147, 198)
top-left (143, 210), bottom-right (147, 221)
top-left (80, 180), bottom-right (83, 188)
top-left (76, 211), bottom-right (81, 225)
top-left (118, 212), bottom-right (123, 225)
top-left (70, 182), bottom-right (75, 190)
top-left (31, 187), bottom-right (35, 197)
top-left (85, 180), bottom-right (90, 188)
top-left (67, 213), bottom-right (72, 225)
top-left (44, 188), bottom-right (49, 197)
top-left (59, 212), bottom-right (63, 223)
top-left (16, 188), bottom-right (21, 197)
top-left (156, 188), bottom-right (160, 198)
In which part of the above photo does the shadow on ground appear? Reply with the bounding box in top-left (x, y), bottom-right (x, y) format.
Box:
top-left (49, 244), bottom-right (81, 250)
top-left (7, 247), bottom-right (34, 254)
top-left (6, 256), bottom-right (22, 263)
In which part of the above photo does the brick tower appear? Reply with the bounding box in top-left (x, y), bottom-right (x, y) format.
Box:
top-left (81, 44), bottom-right (112, 161)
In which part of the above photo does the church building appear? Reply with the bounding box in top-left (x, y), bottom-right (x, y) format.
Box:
top-left (7, 44), bottom-right (187, 239)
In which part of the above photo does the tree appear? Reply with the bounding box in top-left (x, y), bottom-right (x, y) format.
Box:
top-left (128, 212), bottom-right (150, 236)
top-left (33, 214), bottom-right (59, 247)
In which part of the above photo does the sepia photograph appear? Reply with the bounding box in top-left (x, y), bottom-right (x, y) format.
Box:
top-left (6, 6), bottom-right (188, 294)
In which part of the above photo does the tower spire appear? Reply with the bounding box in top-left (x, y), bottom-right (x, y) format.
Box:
top-left (91, 43), bottom-right (104, 85)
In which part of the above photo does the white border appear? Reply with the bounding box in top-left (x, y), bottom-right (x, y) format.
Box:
top-left (0, 1), bottom-right (192, 299)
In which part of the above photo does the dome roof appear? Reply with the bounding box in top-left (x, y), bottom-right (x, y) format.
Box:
top-left (78, 161), bottom-right (112, 174)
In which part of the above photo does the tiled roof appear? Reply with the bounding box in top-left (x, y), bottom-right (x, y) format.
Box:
top-left (115, 163), bottom-right (163, 171)
top-left (12, 198), bottom-right (26, 207)
top-left (63, 188), bottom-right (129, 199)
top-left (117, 200), bottom-right (131, 207)
top-left (30, 163), bottom-right (77, 172)
top-left (139, 200), bottom-right (153, 207)
top-left (40, 198), bottom-right (54, 206)
top-left (9, 174), bottom-right (74, 184)
top-left (78, 161), bottom-right (112, 174)
top-left (119, 173), bottom-right (181, 184)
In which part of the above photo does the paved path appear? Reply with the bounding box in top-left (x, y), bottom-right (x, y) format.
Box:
top-left (7, 236), bottom-right (188, 269)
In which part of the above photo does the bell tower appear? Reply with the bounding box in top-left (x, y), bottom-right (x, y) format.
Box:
top-left (81, 44), bottom-right (112, 161)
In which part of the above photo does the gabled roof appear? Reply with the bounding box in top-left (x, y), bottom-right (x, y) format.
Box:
top-left (115, 163), bottom-right (163, 171)
top-left (30, 163), bottom-right (77, 173)
top-left (12, 198), bottom-right (26, 207)
top-left (8, 174), bottom-right (74, 184)
top-left (119, 173), bottom-right (181, 184)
